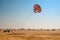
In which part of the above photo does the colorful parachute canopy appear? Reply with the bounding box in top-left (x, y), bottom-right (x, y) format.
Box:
top-left (33, 4), bottom-right (42, 13)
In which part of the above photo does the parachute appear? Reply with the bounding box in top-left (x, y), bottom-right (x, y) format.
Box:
top-left (33, 4), bottom-right (42, 13)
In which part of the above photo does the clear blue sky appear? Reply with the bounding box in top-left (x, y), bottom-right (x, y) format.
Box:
top-left (0, 0), bottom-right (60, 29)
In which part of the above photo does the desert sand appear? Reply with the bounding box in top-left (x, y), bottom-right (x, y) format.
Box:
top-left (0, 29), bottom-right (60, 40)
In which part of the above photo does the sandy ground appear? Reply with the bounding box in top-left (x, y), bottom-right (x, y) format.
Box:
top-left (0, 29), bottom-right (60, 40)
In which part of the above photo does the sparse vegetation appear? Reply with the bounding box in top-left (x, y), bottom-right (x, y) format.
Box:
top-left (52, 29), bottom-right (55, 31)
top-left (0, 29), bottom-right (60, 40)
top-left (3, 29), bottom-right (10, 33)
top-left (28, 29), bottom-right (31, 30)
top-left (20, 28), bottom-right (24, 30)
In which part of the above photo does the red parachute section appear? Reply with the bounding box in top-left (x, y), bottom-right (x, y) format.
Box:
top-left (33, 4), bottom-right (42, 13)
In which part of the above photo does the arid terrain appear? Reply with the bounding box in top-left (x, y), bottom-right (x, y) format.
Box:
top-left (0, 29), bottom-right (60, 40)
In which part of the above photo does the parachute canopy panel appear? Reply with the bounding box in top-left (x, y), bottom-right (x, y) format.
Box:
top-left (33, 4), bottom-right (42, 13)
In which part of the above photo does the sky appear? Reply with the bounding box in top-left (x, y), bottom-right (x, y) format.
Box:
top-left (0, 0), bottom-right (60, 29)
